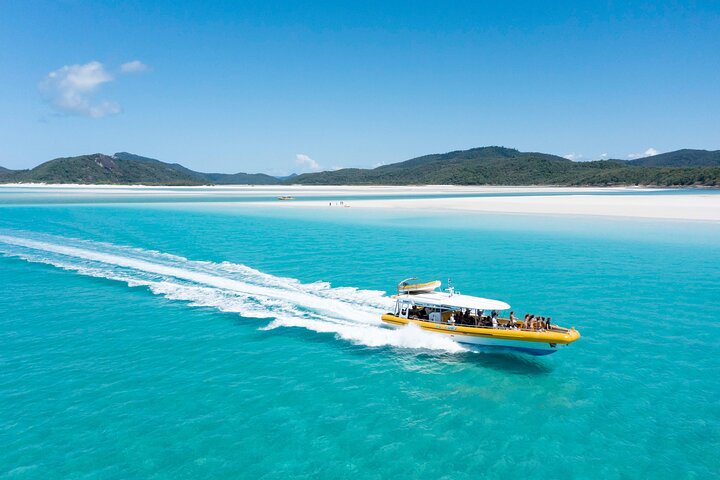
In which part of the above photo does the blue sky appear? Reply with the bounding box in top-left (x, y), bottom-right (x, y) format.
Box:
top-left (1, 1), bottom-right (718, 174)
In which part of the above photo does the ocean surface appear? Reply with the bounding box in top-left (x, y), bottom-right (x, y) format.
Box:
top-left (1, 188), bottom-right (719, 479)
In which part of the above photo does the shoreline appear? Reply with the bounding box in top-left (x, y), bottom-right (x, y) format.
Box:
top-left (1, 184), bottom-right (718, 222)
top-left (0, 182), bottom-right (706, 189)
top-left (0, 183), bottom-right (669, 193)
top-left (0, 181), bottom-right (718, 190)
top-left (267, 194), bottom-right (720, 222)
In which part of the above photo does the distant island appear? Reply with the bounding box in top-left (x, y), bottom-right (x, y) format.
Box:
top-left (1, 147), bottom-right (719, 187)
top-left (0, 152), bottom-right (282, 186)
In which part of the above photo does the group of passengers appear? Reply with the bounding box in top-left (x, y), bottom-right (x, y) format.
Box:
top-left (407, 306), bottom-right (552, 331)
top-left (449, 309), bottom-right (553, 331)
top-left (499, 312), bottom-right (552, 331)
top-left (450, 309), bottom-right (501, 327)
top-left (519, 313), bottom-right (552, 331)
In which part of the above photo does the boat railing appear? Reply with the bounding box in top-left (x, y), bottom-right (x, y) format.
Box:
top-left (406, 314), bottom-right (567, 333)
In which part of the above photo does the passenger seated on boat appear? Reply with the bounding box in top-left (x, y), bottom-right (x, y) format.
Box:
top-left (546, 317), bottom-right (552, 329)
top-left (490, 311), bottom-right (498, 328)
top-left (508, 311), bottom-right (517, 328)
top-left (526, 315), bottom-right (535, 330)
top-left (448, 313), bottom-right (456, 324)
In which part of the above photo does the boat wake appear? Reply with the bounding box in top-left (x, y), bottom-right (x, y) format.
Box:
top-left (0, 230), bottom-right (465, 352)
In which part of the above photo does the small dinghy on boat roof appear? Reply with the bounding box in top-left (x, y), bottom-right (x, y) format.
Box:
top-left (397, 277), bottom-right (442, 294)
top-left (382, 278), bottom-right (580, 356)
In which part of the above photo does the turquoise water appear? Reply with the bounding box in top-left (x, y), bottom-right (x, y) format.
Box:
top-left (1, 191), bottom-right (719, 478)
top-left (2, 186), bottom-right (718, 206)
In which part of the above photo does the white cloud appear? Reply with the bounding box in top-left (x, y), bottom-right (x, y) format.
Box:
top-left (120, 60), bottom-right (149, 73)
top-left (627, 147), bottom-right (659, 159)
top-left (563, 153), bottom-right (582, 161)
top-left (295, 153), bottom-right (320, 171)
top-left (644, 147), bottom-right (659, 157)
top-left (41, 61), bottom-right (120, 118)
top-left (599, 153), bottom-right (608, 159)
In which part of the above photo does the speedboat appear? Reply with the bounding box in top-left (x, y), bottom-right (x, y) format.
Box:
top-left (381, 279), bottom-right (580, 356)
top-left (277, 196), bottom-right (295, 201)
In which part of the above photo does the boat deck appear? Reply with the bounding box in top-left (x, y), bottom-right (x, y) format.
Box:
top-left (381, 314), bottom-right (580, 344)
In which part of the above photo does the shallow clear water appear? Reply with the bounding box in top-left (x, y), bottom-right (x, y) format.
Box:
top-left (1, 190), bottom-right (719, 478)
top-left (1, 185), bottom-right (718, 206)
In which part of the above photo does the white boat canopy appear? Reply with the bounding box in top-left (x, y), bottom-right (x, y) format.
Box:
top-left (396, 292), bottom-right (511, 311)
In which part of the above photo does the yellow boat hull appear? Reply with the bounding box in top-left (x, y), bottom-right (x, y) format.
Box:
top-left (381, 314), bottom-right (580, 355)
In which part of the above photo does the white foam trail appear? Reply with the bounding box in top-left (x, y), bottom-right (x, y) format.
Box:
top-left (0, 232), bottom-right (465, 352)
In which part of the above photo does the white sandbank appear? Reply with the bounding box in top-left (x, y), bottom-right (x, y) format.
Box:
top-left (306, 194), bottom-right (720, 221)
top-left (2, 184), bottom-right (717, 221)
top-left (0, 184), bottom-right (657, 195)
top-left (253, 187), bottom-right (720, 222)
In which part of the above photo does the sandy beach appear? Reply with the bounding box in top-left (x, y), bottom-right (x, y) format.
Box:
top-left (2, 184), bottom-right (718, 221)
top-left (279, 193), bottom-right (720, 221)
top-left (249, 186), bottom-right (719, 222)
top-left (0, 184), bottom-right (656, 195)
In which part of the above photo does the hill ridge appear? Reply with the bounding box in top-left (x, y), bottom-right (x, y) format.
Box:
top-left (291, 147), bottom-right (719, 186)
top-left (625, 149), bottom-right (720, 167)
top-left (1, 147), bottom-right (719, 186)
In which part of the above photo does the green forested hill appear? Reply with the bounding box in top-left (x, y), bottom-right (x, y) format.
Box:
top-left (202, 172), bottom-right (282, 184)
top-left (0, 167), bottom-right (21, 184)
top-left (113, 152), bottom-right (281, 185)
top-left (626, 149), bottom-right (720, 167)
top-left (291, 147), bottom-right (720, 186)
top-left (0, 152), bottom-right (282, 185)
top-left (1, 147), bottom-right (718, 186)
top-left (2, 154), bottom-right (206, 185)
